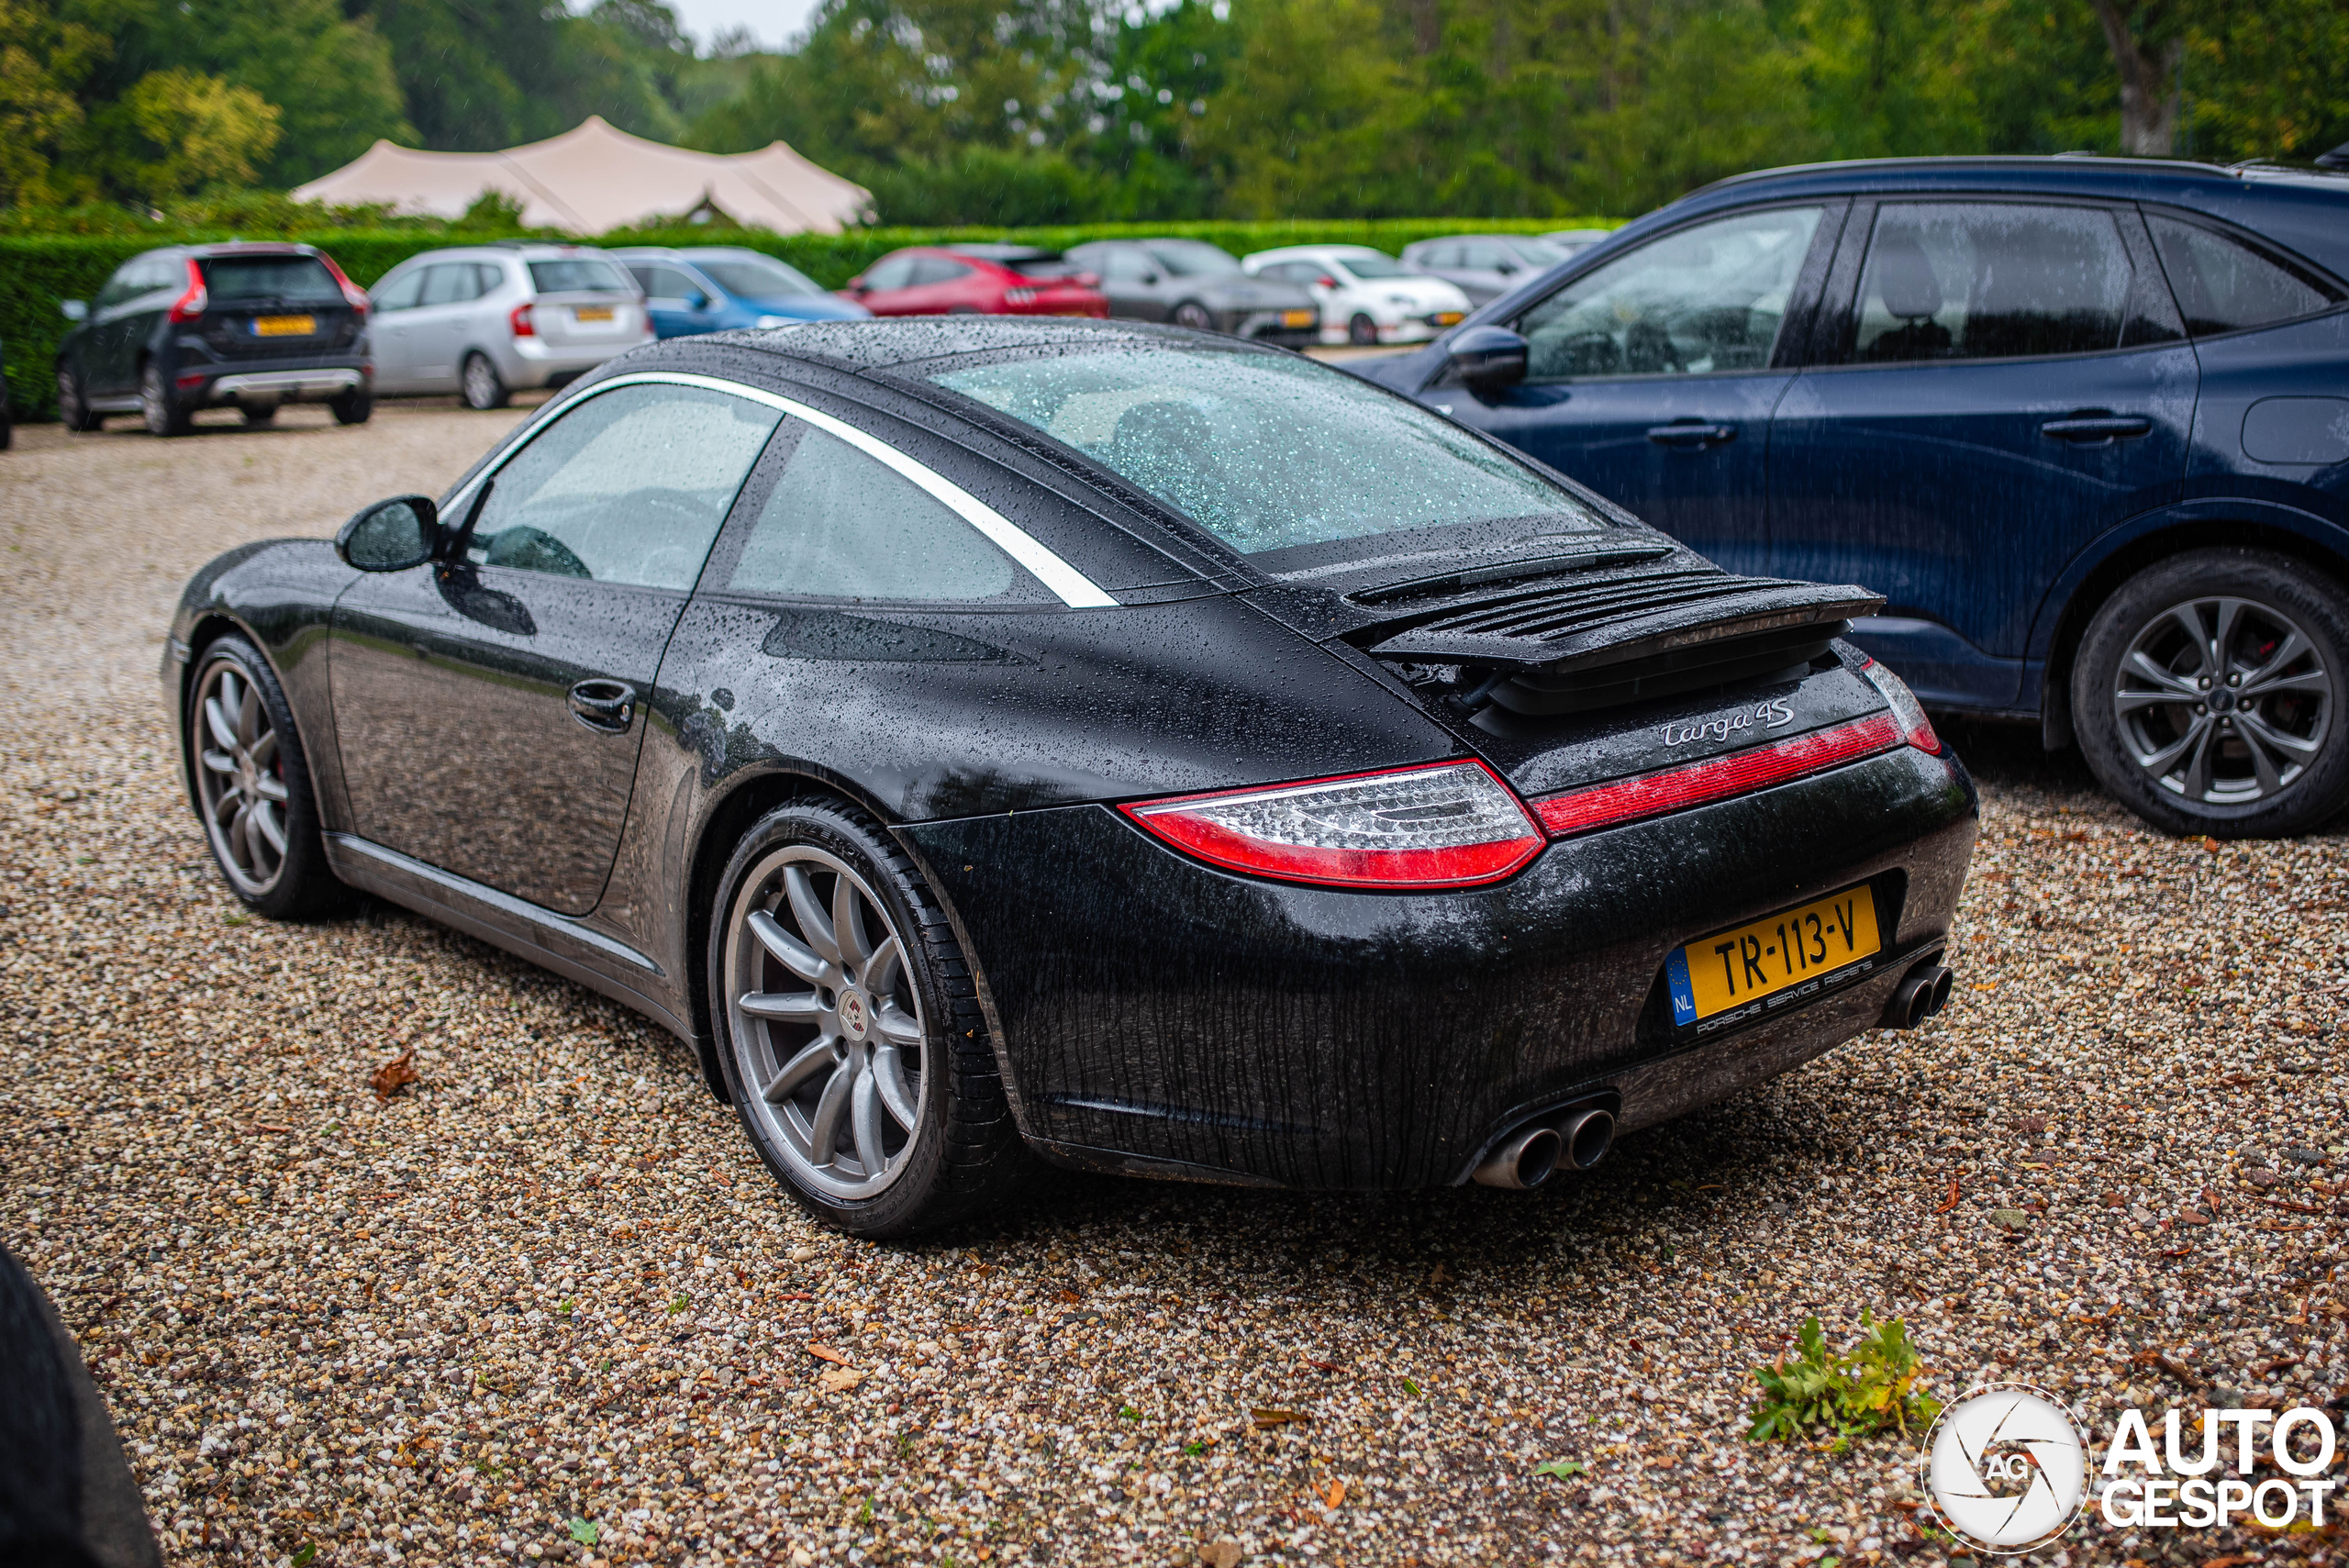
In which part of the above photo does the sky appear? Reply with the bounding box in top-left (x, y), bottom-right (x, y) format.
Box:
top-left (666, 0), bottom-right (823, 51)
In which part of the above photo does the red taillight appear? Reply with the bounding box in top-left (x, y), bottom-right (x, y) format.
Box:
top-left (1857, 657), bottom-right (1941, 754)
top-left (1533, 714), bottom-right (1904, 840)
top-left (167, 258), bottom-right (207, 323)
top-left (1316, 274), bottom-right (1339, 289)
top-left (509, 303), bottom-right (535, 338)
top-left (1122, 761), bottom-right (1544, 890)
top-left (317, 250), bottom-right (369, 319)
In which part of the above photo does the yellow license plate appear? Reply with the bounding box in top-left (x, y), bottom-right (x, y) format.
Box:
top-left (574, 306), bottom-right (615, 323)
top-left (1666, 884), bottom-right (1880, 1026)
top-left (252, 315), bottom-right (314, 337)
top-left (1431, 311), bottom-right (1464, 327)
top-left (1282, 309), bottom-right (1316, 328)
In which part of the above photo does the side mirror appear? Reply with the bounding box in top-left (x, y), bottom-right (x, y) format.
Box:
top-left (846, 278), bottom-right (869, 295)
top-left (61, 299), bottom-right (88, 322)
top-left (337, 495), bottom-right (440, 572)
top-left (1494, 261), bottom-right (1519, 275)
top-left (1446, 324), bottom-right (1529, 395)
top-left (688, 292), bottom-right (710, 311)
top-left (1139, 271), bottom-right (1161, 285)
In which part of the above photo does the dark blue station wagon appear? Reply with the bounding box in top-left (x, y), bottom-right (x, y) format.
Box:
top-left (1360, 157), bottom-right (2349, 837)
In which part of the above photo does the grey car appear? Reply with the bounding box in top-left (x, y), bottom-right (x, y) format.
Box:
top-left (1062, 239), bottom-right (1321, 346)
top-left (367, 244), bottom-right (649, 408)
top-left (1397, 234), bottom-right (1577, 306)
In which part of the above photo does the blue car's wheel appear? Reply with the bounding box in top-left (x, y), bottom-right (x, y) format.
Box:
top-left (2075, 550), bottom-right (2349, 838)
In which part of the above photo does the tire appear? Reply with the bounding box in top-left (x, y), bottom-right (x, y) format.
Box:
top-left (2072, 548), bottom-right (2349, 839)
top-left (1347, 313), bottom-right (1380, 346)
top-left (460, 351), bottom-right (507, 411)
top-left (0, 405), bottom-right (11, 450)
top-left (140, 362), bottom-right (191, 438)
top-left (186, 635), bottom-right (348, 918)
top-left (1171, 300), bottom-right (1217, 332)
top-left (708, 797), bottom-right (1026, 1239)
top-left (329, 384), bottom-right (373, 425)
top-left (240, 402), bottom-right (277, 428)
top-left (56, 365), bottom-right (103, 432)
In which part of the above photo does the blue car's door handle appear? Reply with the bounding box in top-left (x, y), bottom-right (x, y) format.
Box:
top-left (1646, 422), bottom-right (1737, 449)
top-left (2039, 414), bottom-right (2153, 442)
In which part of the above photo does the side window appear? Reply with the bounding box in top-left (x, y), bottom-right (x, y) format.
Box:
top-left (863, 255), bottom-right (916, 291)
top-left (910, 257), bottom-right (973, 286)
top-left (721, 421), bottom-right (1021, 602)
top-left (96, 261), bottom-right (140, 308)
top-left (2147, 216), bottom-right (2343, 337)
top-left (465, 384), bottom-right (784, 590)
top-left (1101, 248), bottom-right (1151, 283)
top-left (1419, 244), bottom-right (1459, 269)
top-left (475, 262), bottom-right (507, 295)
top-left (1854, 203), bottom-right (2131, 362)
top-left (372, 269), bottom-right (425, 313)
top-left (1518, 206), bottom-right (1822, 379)
top-left (656, 266), bottom-right (706, 301)
top-left (419, 264), bottom-right (480, 307)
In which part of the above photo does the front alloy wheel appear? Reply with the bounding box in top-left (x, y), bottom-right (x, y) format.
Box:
top-left (2075, 550), bottom-right (2349, 838)
top-left (726, 845), bottom-right (927, 1201)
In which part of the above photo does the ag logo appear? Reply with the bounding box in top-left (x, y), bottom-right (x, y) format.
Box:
top-left (1920, 1383), bottom-right (2092, 1554)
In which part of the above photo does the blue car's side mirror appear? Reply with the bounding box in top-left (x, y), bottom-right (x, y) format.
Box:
top-left (1447, 324), bottom-right (1528, 395)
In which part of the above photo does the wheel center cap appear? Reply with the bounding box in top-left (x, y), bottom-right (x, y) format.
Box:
top-left (2210, 687), bottom-right (2236, 713)
top-left (839, 990), bottom-right (870, 1041)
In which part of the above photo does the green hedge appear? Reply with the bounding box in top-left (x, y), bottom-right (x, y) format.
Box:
top-left (0, 217), bottom-right (1617, 421)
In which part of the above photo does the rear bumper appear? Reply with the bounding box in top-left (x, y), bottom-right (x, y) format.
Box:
top-left (901, 744), bottom-right (1976, 1190)
top-left (173, 357), bottom-right (367, 405)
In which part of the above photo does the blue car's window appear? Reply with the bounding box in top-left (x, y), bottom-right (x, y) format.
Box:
top-left (466, 384), bottom-right (781, 589)
top-left (932, 348), bottom-right (1603, 555)
top-left (1518, 206), bottom-right (1822, 378)
top-left (696, 255), bottom-right (826, 298)
top-left (1854, 203), bottom-right (2131, 361)
top-left (723, 422), bottom-right (1020, 601)
top-left (2147, 217), bottom-right (2343, 338)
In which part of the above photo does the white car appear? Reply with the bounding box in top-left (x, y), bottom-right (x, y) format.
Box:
top-left (366, 244), bottom-right (651, 408)
top-left (1240, 245), bottom-right (1473, 347)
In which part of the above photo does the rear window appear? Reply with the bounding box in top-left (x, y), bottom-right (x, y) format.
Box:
top-left (2148, 216), bottom-right (2343, 336)
top-left (696, 255), bottom-right (825, 299)
top-left (1334, 253), bottom-right (1413, 279)
top-left (931, 347), bottom-right (1603, 556)
top-left (528, 259), bottom-right (631, 295)
top-left (1149, 242), bottom-right (1241, 277)
top-left (199, 256), bottom-right (343, 304)
top-left (988, 254), bottom-right (1081, 279)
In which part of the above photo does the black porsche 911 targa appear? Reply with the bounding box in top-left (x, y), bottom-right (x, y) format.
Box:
top-left (169, 319), bottom-right (1975, 1237)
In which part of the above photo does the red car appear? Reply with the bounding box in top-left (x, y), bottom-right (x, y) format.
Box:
top-left (841, 244), bottom-right (1108, 318)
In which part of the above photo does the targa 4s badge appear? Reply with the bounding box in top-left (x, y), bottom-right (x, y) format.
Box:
top-left (1660, 697), bottom-right (1795, 748)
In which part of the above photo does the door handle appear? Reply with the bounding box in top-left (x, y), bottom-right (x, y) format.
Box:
top-left (1646, 421), bottom-right (1737, 449)
top-left (2040, 413), bottom-right (2153, 443)
top-left (567, 679), bottom-right (637, 734)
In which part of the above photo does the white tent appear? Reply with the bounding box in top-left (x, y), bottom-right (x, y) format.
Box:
top-left (292, 117), bottom-right (871, 235)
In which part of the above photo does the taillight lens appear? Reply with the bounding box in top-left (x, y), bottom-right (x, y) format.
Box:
top-left (1858, 658), bottom-right (1941, 754)
top-left (508, 302), bottom-right (536, 338)
top-left (1532, 714), bottom-right (1902, 839)
top-left (1122, 761), bottom-right (1543, 889)
top-left (317, 251), bottom-right (369, 318)
top-left (167, 258), bottom-right (207, 323)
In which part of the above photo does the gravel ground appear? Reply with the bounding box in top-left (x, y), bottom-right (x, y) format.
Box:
top-left (4, 402), bottom-right (2348, 1568)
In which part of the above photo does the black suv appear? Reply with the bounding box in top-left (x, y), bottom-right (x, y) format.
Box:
top-left (56, 243), bottom-right (373, 437)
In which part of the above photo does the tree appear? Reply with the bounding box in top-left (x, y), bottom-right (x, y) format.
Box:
top-left (117, 67), bottom-right (282, 198)
top-left (0, 0), bottom-right (108, 205)
top-left (2087, 0), bottom-right (2182, 154)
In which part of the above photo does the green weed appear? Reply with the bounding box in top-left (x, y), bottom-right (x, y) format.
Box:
top-left (1745, 1311), bottom-right (1938, 1443)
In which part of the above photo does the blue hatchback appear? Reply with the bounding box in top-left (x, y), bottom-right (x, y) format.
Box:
top-left (611, 246), bottom-right (871, 337)
top-left (1360, 156), bottom-right (2349, 838)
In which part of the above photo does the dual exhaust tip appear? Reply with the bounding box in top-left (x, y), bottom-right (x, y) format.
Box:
top-left (1472, 1105), bottom-right (1615, 1191)
top-left (1882, 959), bottom-right (1955, 1030)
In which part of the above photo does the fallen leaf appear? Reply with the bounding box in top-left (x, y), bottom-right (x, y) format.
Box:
top-left (2013, 1116), bottom-right (2049, 1134)
top-left (1251, 1407), bottom-right (1309, 1428)
top-left (1990, 1207), bottom-right (2031, 1229)
top-left (369, 1048), bottom-right (418, 1103)
top-left (1301, 1358), bottom-right (1339, 1373)
top-left (1321, 1478), bottom-right (1345, 1508)
top-left (1199, 1542), bottom-right (1242, 1568)
top-left (2178, 1210), bottom-right (2211, 1227)
top-left (818, 1366), bottom-right (869, 1393)
top-left (1056, 1288), bottom-right (1080, 1304)
top-left (807, 1343), bottom-right (851, 1366)
top-left (1532, 1459), bottom-right (1587, 1480)
top-left (1932, 1177), bottom-right (1961, 1215)
top-left (2244, 1169), bottom-right (2283, 1189)
top-left (2200, 836), bottom-right (2222, 852)
top-left (1429, 1262), bottom-right (1453, 1286)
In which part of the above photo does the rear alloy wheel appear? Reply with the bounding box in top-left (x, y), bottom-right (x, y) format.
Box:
top-left (2074, 549), bottom-right (2349, 838)
top-left (461, 351), bottom-right (508, 411)
top-left (1172, 301), bottom-right (1217, 332)
top-left (1348, 313), bottom-right (1380, 345)
top-left (187, 636), bottom-right (346, 917)
top-left (711, 799), bottom-right (1025, 1237)
top-left (140, 363), bottom-right (192, 437)
top-left (56, 365), bottom-right (103, 432)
